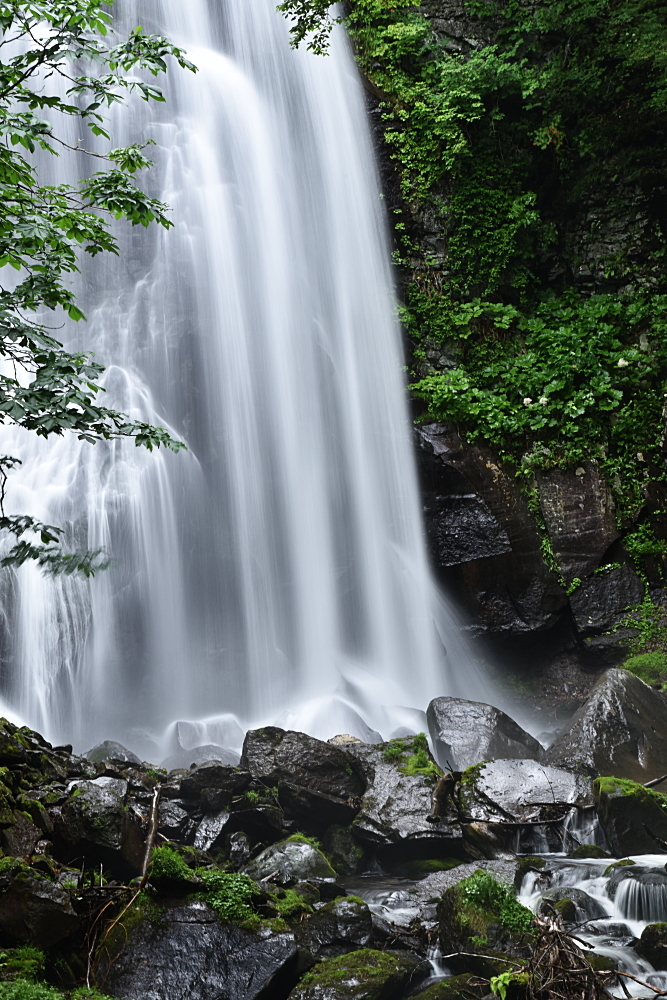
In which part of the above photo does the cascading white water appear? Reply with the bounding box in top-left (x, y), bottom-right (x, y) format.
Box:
top-left (0, 0), bottom-right (489, 759)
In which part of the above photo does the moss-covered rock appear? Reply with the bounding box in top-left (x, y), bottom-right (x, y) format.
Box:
top-left (322, 825), bottom-right (365, 876)
top-left (438, 869), bottom-right (533, 954)
top-left (594, 775), bottom-right (667, 855)
top-left (347, 737), bottom-right (463, 866)
top-left (637, 922), bottom-right (667, 969)
top-left (538, 887), bottom-right (606, 923)
top-left (244, 834), bottom-right (337, 885)
top-left (289, 948), bottom-right (425, 999)
top-left (410, 972), bottom-right (490, 1000)
top-left (567, 845), bottom-right (610, 859)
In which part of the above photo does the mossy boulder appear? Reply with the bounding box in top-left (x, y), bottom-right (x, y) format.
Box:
top-left (50, 776), bottom-right (145, 877)
top-left (538, 887), bottom-right (606, 922)
top-left (0, 872), bottom-right (78, 947)
top-left (347, 736), bottom-right (463, 866)
top-left (410, 973), bottom-right (490, 1000)
top-left (567, 845), bottom-right (610, 859)
top-left (637, 922), bottom-right (667, 969)
top-left (594, 775), bottom-right (667, 855)
top-left (293, 896), bottom-right (373, 959)
top-left (244, 835), bottom-right (337, 885)
top-left (438, 869), bottom-right (533, 953)
top-left (322, 825), bottom-right (365, 876)
top-left (289, 948), bottom-right (426, 999)
top-left (513, 857), bottom-right (546, 892)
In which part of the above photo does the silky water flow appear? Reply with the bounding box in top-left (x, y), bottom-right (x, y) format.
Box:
top-left (0, 0), bottom-right (489, 762)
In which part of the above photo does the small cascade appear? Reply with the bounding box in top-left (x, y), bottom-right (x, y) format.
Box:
top-left (519, 855), bottom-right (667, 996)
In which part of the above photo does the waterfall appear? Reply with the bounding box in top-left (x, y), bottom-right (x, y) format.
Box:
top-left (0, 0), bottom-right (486, 760)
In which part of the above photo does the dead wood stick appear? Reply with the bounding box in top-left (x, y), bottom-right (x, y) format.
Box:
top-left (439, 952), bottom-right (524, 969)
top-left (614, 971), bottom-right (667, 996)
top-left (140, 785), bottom-right (161, 888)
top-left (644, 774), bottom-right (667, 789)
top-left (96, 784), bottom-right (162, 957)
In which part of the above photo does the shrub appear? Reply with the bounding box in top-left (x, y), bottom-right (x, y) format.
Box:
top-left (150, 846), bottom-right (192, 882)
top-left (623, 652), bottom-right (667, 686)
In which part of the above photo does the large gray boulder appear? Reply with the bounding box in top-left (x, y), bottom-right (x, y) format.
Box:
top-left (244, 836), bottom-right (337, 885)
top-left (569, 564), bottom-right (644, 634)
top-left (101, 901), bottom-right (298, 1000)
top-left (543, 668), bottom-right (667, 780)
top-left (427, 696), bottom-right (543, 770)
top-left (459, 759), bottom-right (593, 823)
top-left (348, 736), bottom-right (463, 865)
top-left (594, 776), bottom-right (667, 856)
top-left (241, 728), bottom-right (366, 828)
top-left (0, 873), bottom-right (79, 947)
top-left (50, 776), bottom-right (145, 876)
top-left (84, 740), bottom-right (141, 765)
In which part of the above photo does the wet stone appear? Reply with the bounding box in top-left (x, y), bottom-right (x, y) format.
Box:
top-left (427, 696), bottom-right (543, 770)
top-left (244, 836), bottom-right (337, 885)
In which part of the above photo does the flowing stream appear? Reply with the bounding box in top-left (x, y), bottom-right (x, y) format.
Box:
top-left (0, 0), bottom-right (488, 759)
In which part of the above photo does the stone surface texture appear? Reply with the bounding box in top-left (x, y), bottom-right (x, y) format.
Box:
top-left (427, 696), bottom-right (543, 770)
top-left (101, 901), bottom-right (298, 1000)
top-left (543, 669), bottom-right (667, 780)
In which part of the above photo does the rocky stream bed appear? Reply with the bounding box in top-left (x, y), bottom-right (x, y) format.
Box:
top-left (1, 667), bottom-right (667, 1000)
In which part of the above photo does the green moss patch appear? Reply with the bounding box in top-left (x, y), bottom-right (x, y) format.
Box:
top-left (623, 652), bottom-right (667, 687)
top-left (595, 776), bottom-right (667, 812)
top-left (195, 869), bottom-right (260, 928)
top-left (446, 870), bottom-right (533, 942)
top-left (381, 734), bottom-right (441, 781)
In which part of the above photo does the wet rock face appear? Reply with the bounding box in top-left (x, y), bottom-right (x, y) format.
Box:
top-left (535, 464), bottom-right (619, 587)
top-left (459, 759), bottom-right (593, 824)
top-left (427, 696), bottom-right (543, 770)
top-left (347, 738), bottom-right (463, 865)
top-left (415, 423), bottom-right (566, 634)
top-left (543, 668), bottom-right (667, 781)
top-left (594, 777), bottom-right (667, 856)
top-left (101, 901), bottom-right (298, 1000)
top-left (0, 873), bottom-right (78, 947)
top-left (84, 740), bottom-right (141, 765)
top-left (288, 947), bottom-right (427, 1000)
top-left (293, 897), bottom-right (373, 959)
top-left (637, 922), bottom-right (667, 969)
top-left (244, 837), bottom-right (337, 886)
top-left (51, 776), bottom-right (145, 876)
top-left (569, 564), bottom-right (645, 634)
top-left (241, 728), bottom-right (366, 830)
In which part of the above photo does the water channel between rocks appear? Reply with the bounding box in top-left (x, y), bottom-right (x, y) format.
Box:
top-left (341, 852), bottom-right (667, 999)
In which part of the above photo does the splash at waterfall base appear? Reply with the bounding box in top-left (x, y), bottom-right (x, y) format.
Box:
top-left (0, 669), bottom-right (666, 999)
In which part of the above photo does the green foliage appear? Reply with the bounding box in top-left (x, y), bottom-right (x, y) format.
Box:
top-left (287, 832), bottom-right (323, 851)
top-left (276, 0), bottom-right (341, 53)
top-left (0, 1), bottom-right (195, 574)
top-left (491, 971), bottom-right (529, 1000)
top-left (195, 869), bottom-right (260, 927)
top-left (0, 985), bottom-right (114, 1000)
top-left (622, 651), bottom-right (667, 686)
top-left (0, 948), bottom-right (45, 983)
top-left (458, 870), bottom-right (534, 938)
top-left (271, 888), bottom-right (313, 918)
top-left (0, 856), bottom-right (30, 877)
top-left (279, 0), bottom-right (667, 538)
top-left (150, 846), bottom-right (192, 882)
top-left (243, 790), bottom-right (260, 805)
top-left (412, 294), bottom-right (667, 516)
top-left (381, 734), bottom-right (440, 779)
top-left (595, 776), bottom-right (667, 813)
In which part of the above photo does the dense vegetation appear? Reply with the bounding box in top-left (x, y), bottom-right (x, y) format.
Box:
top-left (280, 0), bottom-right (667, 574)
top-left (0, 1), bottom-right (191, 574)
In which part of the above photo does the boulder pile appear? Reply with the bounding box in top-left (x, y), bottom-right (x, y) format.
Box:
top-left (0, 666), bottom-right (664, 998)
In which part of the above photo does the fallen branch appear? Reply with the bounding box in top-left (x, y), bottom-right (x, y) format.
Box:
top-left (644, 775), bottom-right (667, 789)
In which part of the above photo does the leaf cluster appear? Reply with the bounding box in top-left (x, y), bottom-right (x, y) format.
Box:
top-left (0, 1), bottom-right (194, 572)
